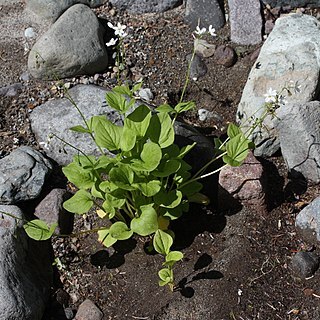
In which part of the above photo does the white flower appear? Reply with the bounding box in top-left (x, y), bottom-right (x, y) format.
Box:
top-left (108, 21), bottom-right (127, 38)
top-left (264, 87), bottom-right (277, 103)
top-left (208, 25), bottom-right (216, 37)
top-left (194, 26), bottom-right (207, 36)
top-left (106, 38), bottom-right (118, 47)
top-left (278, 95), bottom-right (287, 107)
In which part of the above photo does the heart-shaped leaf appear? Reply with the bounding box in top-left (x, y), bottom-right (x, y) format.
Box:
top-left (23, 220), bottom-right (57, 241)
top-left (154, 190), bottom-right (182, 208)
top-left (98, 229), bottom-right (117, 247)
top-left (109, 222), bottom-right (133, 240)
top-left (130, 205), bottom-right (158, 236)
top-left (63, 190), bottom-right (93, 214)
top-left (153, 229), bottom-right (173, 255)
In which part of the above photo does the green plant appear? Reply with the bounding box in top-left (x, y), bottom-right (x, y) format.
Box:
top-left (54, 78), bottom-right (256, 290)
top-left (2, 23), bottom-right (297, 291)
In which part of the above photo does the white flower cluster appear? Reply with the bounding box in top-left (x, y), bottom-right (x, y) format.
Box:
top-left (106, 22), bottom-right (127, 47)
top-left (194, 25), bottom-right (216, 37)
top-left (264, 87), bottom-right (287, 107)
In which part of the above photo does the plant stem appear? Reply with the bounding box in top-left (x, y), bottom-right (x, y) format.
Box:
top-left (179, 40), bottom-right (197, 104)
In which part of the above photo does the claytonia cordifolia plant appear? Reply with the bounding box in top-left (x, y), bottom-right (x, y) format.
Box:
top-left (3, 23), bottom-right (301, 292)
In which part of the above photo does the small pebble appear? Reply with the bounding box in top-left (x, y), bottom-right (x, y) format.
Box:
top-left (194, 39), bottom-right (216, 58)
top-left (186, 53), bottom-right (207, 80)
top-left (214, 45), bottom-right (237, 68)
top-left (24, 27), bottom-right (36, 39)
top-left (291, 251), bottom-right (320, 278)
top-left (139, 88), bottom-right (153, 102)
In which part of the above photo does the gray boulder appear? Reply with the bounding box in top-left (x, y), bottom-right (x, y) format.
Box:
top-left (29, 85), bottom-right (123, 165)
top-left (296, 196), bottom-right (320, 242)
top-left (237, 14), bottom-right (320, 157)
top-left (278, 101), bottom-right (320, 183)
top-left (109, 0), bottom-right (182, 13)
top-left (28, 4), bottom-right (108, 80)
top-left (228, 0), bottom-right (262, 45)
top-left (0, 205), bottom-right (52, 320)
top-left (0, 146), bottom-right (52, 204)
top-left (26, 0), bottom-right (107, 23)
top-left (262, 0), bottom-right (320, 7)
top-left (185, 0), bottom-right (225, 31)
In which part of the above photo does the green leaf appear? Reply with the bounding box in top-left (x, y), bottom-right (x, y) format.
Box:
top-left (166, 251), bottom-right (183, 262)
top-left (125, 104), bottom-right (152, 138)
top-left (109, 222), bottom-right (133, 240)
top-left (152, 159), bottom-right (181, 177)
top-left (102, 200), bottom-right (116, 218)
top-left (178, 142), bottom-right (196, 159)
top-left (134, 179), bottom-right (161, 197)
top-left (179, 180), bottom-right (203, 196)
top-left (120, 127), bottom-right (136, 152)
top-left (73, 155), bottom-right (96, 169)
top-left (188, 192), bottom-right (210, 205)
top-left (93, 117), bottom-right (122, 151)
top-left (156, 104), bottom-right (175, 114)
top-left (62, 162), bottom-right (95, 189)
top-left (174, 101), bottom-right (195, 114)
top-left (148, 113), bottom-right (175, 148)
top-left (154, 190), bottom-right (182, 208)
top-left (130, 205), bottom-right (158, 236)
top-left (106, 91), bottom-right (129, 113)
top-left (63, 190), bottom-right (94, 214)
top-left (130, 142), bottom-right (162, 172)
top-left (109, 165), bottom-right (135, 190)
top-left (23, 219), bottom-right (57, 241)
top-left (153, 230), bottom-right (173, 255)
top-left (105, 192), bottom-right (126, 209)
top-left (112, 85), bottom-right (132, 97)
top-left (223, 133), bottom-right (250, 167)
top-left (98, 229), bottom-right (117, 247)
top-left (132, 81), bottom-right (143, 93)
top-left (227, 123), bottom-right (241, 139)
top-left (158, 268), bottom-right (173, 284)
top-left (70, 125), bottom-right (91, 134)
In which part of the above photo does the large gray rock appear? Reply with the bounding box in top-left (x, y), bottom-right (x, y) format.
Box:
top-left (0, 205), bottom-right (52, 320)
top-left (278, 101), bottom-right (320, 183)
top-left (296, 196), bottom-right (320, 242)
top-left (26, 0), bottom-right (107, 23)
top-left (228, 0), bottom-right (262, 45)
top-left (28, 4), bottom-right (108, 80)
top-left (262, 0), bottom-right (320, 7)
top-left (29, 85), bottom-right (123, 165)
top-left (0, 146), bottom-right (52, 204)
top-left (185, 0), bottom-right (225, 31)
top-left (237, 14), bottom-right (320, 157)
top-left (109, 0), bottom-right (182, 13)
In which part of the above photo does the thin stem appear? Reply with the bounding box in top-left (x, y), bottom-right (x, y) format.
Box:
top-left (63, 87), bottom-right (104, 155)
top-left (179, 40), bottom-right (197, 103)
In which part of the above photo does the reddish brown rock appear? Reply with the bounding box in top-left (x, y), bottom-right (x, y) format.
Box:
top-left (219, 151), bottom-right (266, 210)
top-left (214, 45), bottom-right (237, 67)
top-left (35, 188), bottom-right (74, 234)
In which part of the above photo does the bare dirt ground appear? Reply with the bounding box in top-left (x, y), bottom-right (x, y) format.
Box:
top-left (2, 1), bottom-right (320, 320)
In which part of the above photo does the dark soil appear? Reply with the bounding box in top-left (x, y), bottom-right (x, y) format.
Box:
top-left (1, 1), bottom-right (320, 320)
